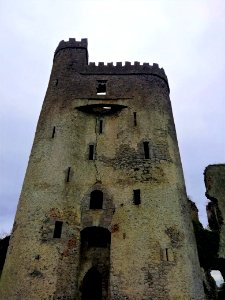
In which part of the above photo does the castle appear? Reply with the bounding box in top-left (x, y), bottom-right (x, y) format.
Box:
top-left (0, 38), bottom-right (206, 299)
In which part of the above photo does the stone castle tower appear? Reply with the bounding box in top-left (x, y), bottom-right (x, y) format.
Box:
top-left (0, 38), bottom-right (205, 299)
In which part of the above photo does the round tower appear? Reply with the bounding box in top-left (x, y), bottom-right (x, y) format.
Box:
top-left (0, 39), bottom-right (205, 300)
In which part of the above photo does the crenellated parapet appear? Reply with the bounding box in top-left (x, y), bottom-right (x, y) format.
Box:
top-left (54, 38), bottom-right (88, 57)
top-left (54, 39), bottom-right (168, 84)
top-left (85, 61), bottom-right (168, 82)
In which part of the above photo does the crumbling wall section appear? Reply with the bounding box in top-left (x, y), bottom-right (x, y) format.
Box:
top-left (205, 164), bottom-right (225, 258)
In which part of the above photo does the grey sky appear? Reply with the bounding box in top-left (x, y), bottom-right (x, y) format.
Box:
top-left (0, 0), bottom-right (225, 238)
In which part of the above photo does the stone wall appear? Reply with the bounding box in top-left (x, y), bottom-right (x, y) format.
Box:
top-left (205, 164), bottom-right (225, 278)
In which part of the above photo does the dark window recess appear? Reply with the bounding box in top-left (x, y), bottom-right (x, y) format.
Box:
top-left (53, 221), bottom-right (63, 238)
top-left (133, 112), bottom-right (137, 126)
top-left (90, 190), bottom-right (103, 209)
top-left (165, 248), bottom-right (169, 261)
top-left (99, 120), bottom-right (103, 134)
top-left (52, 126), bottom-right (56, 138)
top-left (55, 79), bottom-right (58, 86)
top-left (89, 145), bottom-right (94, 160)
top-left (81, 227), bottom-right (111, 248)
top-left (66, 167), bottom-right (71, 182)
top-left (133, 189), bottom-right (141, 205)
top-left (96, 80), bottom-right (107, 95)
top-left (143, 141), bottom-right (150, 159)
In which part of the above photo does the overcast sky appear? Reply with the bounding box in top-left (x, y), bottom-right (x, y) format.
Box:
top-left (0, 0), bottom-right (224, 237)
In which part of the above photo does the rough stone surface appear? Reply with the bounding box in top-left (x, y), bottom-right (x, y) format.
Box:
top-left (0, 38), bottom-right (205, 299)
top-left (205, 165), bottom-right (225, 258)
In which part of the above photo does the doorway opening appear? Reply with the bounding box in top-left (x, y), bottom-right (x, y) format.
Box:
top-left (81, 267), bottom-right (102, 300)
top-left (80, 227), bottom-right (111, 299)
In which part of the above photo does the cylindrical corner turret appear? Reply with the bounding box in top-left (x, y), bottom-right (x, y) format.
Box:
top-left (54, 38), bottom-right (88, 69)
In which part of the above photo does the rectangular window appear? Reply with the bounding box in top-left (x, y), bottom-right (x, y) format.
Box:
top-left (133, 189), bottom-right (141, 205)
top-left (52, 126), bottom-right (56, 138)
top-left (99, 120), bottom-right (103, 134)
top-left (96, 80), bottom-right (107, 95)
top-left (53, 221), bottom-right (63, 238)
top-left (143, 142), bottom-right (150, 159)
top-left (133, 112), bottom-right (137, 126)
top-left (66, 167), bottom-right (71, 182)
top-left (89, 145), bottom-right (94, 160)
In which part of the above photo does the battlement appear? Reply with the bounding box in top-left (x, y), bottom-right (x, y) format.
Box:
top-left (85, 61), bottom-right (168, 82)
top-left (54, 38), bottom-right (88, 57)
top-left (54, 38), bottom-right (168, 84)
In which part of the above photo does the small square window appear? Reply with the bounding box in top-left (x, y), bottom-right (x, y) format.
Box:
top-left (96, 80), bottom-right (107, 95)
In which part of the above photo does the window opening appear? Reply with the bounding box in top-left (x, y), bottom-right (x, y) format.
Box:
top-left (52, 126), bottom-right (56, 138)
top-left (89, 145), bottom-right (94, 160)
top-left (165, 248), bottom-right (169, 261)
top-left (96, 80), bottom-right (107, 95)
top-left (99, 120), bottom-right (103, 134)
top-left (77, 103), bottom-right (127, 115)
top-left (66, 167), bottom-right (71, 182)
top-left (133, 189), bottom-right (141, 205)
top-left (90, 190), bottom-right (103, 209)
top-left (210, 270), bottom-right (224, 287)
top-left (163, 248), bottom-right (174, 262)
top-left (53, 221), bottom-right (63, 238)
top-left (55, 79), bottom-right (58, 86)
top-left (133, 112), bottom-right (137, 126)
top-left (143, 141), bottom-right (150, 159)
top-left (81, 227), bottom-right (111, 248)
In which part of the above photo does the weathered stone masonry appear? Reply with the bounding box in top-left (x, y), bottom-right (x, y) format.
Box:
top-left (0, 38), bottom-right (205, 299)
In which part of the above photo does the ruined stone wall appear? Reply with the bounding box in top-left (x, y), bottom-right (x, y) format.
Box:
top-left (0, 39), bottom-right (205, 299)
top-left (205, 165), bottom-right (225, 259)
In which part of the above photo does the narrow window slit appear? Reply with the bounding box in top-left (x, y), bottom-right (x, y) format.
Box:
top-left (66, 167), bottom-right (71, 182)
top-left (165, 248), bottom-right (169, 261)
top-left (89, 145), bottom-right (94, 160)
top-left (163, 248), bottom-right (174, 262)
top-left (143, 141), bottom-right (150, 159)
top-left (133, 112), bottom-right (137, 126)
top-left (53, 221), bottom-right (63, 238)
top-left (52, 126), bottom-right (56, 138)
top-left (133, 189), bottom-right (141, 205)
top-left (99, 120), bottom-right (103, 134)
